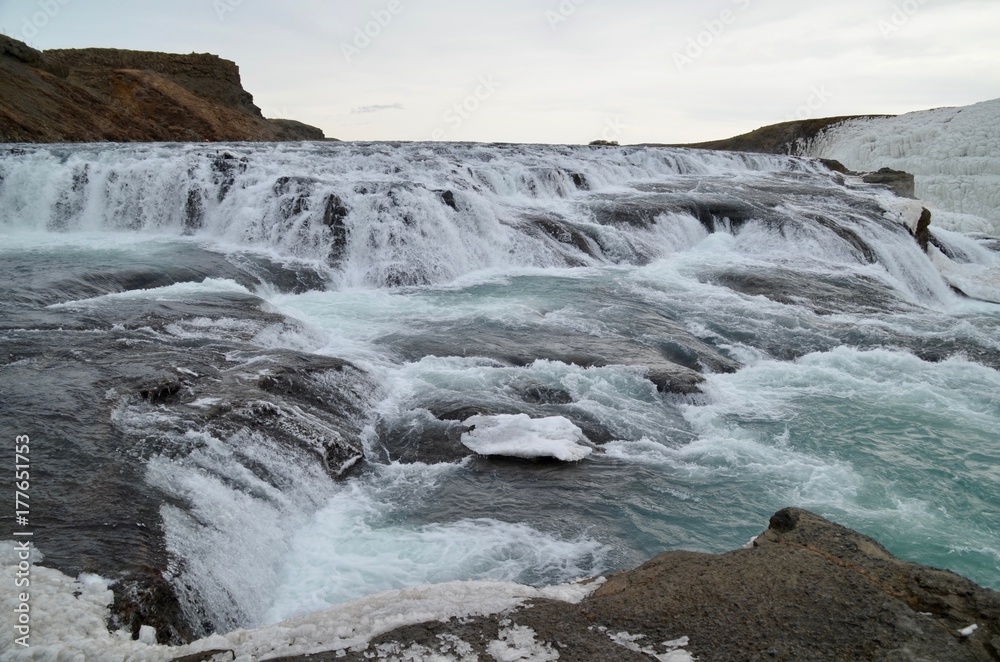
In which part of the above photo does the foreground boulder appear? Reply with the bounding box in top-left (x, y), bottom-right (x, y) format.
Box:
top-left (267, 508), bottom-right (999, 661)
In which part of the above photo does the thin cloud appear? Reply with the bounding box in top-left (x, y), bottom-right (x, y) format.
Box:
top-left (352, 103), bottom-right (405, 114)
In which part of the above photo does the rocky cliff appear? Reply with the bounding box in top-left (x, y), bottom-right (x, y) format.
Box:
top-left (659, 115), bottom-right (892, 155)
top-left (0, 34), bottom-right (326, 142)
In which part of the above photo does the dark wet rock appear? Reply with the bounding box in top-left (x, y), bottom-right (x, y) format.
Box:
top-left (436, 189), bottom-right (459, 210)
top-left (432, 402), bottom-right (502, 422)
top-left (863, 167), bottom-right (917, 199)
top-left (370, 415), bottom-right (472, 466)
top-left (322, 192), bottom-right (350, 259)
top-left (524, 214), bottom-right (599, 258)
top-left (184, 187), bottom-right (204, 232)
top-left (913, 207), bottom-right (933, 253)
top-left (227, 252), bottom-right (330, 294)
top-left (571, 172), bottom-right (589, 190)
top-left (378, 326), bottom-right (721, 395)
top-left (53, 165), bottom-right (90, 229)
top-left (646, 367), bottom-right (704, 395)
top-left (140, 380), bottom-right (182, 403)
top-left (169, 651), bottom-right (234, 662)
top-left (819, 158), bottom-right (854, 175)
top-left (711, 268), bottom-right (904, 316)
top-left (322, 193), bottom-right (350, 227)
top-left (111, 567), bottom-right (193, 645)
top-left (282, 509), bottom-right (1000, 662)
top-left (255, 356), bottom-right (352, 403)
top-left (211, 152), bottom-right (248, 201)
top-left (273, 175), bottom-right (314, 217)
top-left (588, 189), bottom-right (761, 232)
top-left (809, 212), bottom-right (878, 263)
top-left (514, 383), bottom-right (574, 405)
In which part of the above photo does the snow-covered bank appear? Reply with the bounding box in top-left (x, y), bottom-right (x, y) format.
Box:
top-left (0, 541), bottom-right (602, 660)
top-left (804, 99), bottom-right (1000, 236)
top-left (4, 509), bottom-right (997, 661)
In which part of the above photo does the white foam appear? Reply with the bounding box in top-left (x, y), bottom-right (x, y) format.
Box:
top-left (461, 414), bottom-right (593, 461)
top-left (0, 142), bottom-right (826, 289)
top-left (264, 463), bottom-right (608, 624)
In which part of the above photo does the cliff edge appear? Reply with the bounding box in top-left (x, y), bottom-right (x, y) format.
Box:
top-left (646, 115), bottom-right (892, 155)
top-left (0, 34), bottom-right (326, 142)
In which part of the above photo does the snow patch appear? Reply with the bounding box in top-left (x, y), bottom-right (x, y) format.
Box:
top-left (487, 624), bottom-right (559, 661)
top-left (0, 544), bottom-right (603, 661)
top-left (461, 414), bottom-right (593, 461)
top-left (607, 630), bottom-right (696, 661)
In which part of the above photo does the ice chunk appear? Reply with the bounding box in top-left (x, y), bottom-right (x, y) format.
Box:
top-left (487, 625), bottom-right (559, 661)
top-left (461, 414), bottom-right (593, 461)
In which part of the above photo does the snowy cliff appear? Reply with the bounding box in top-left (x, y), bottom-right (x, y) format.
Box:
top-left (804, 99), bottom-right (1000, 237)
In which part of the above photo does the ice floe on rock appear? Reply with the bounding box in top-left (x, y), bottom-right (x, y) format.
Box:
top-left (460, 414), bottom-right (594, 461)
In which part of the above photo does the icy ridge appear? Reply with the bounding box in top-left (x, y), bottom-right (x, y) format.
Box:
top-left (804, 98), bottom-right (1000, 236)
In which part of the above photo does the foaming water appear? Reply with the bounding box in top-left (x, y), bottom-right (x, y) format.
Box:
top-left (264, 462), bottom-right (609, 624)
top-left (674, 347), bottom-right (1000, 584)
top-left (2, 142), bottom-right (999, 646)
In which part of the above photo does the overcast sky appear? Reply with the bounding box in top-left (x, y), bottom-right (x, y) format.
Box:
top-left (2, 0), bottom-right (998, 144)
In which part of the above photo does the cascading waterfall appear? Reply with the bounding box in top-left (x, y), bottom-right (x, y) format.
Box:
top-left (1, 142), bottom-right (998, 649)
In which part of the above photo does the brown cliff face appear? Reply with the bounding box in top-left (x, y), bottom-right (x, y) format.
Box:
top-left (0, 34), bottom-right (326, 143)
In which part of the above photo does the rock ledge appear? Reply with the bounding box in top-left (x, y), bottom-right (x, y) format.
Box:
top-left (256, 508), bottom-right (998, 662)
